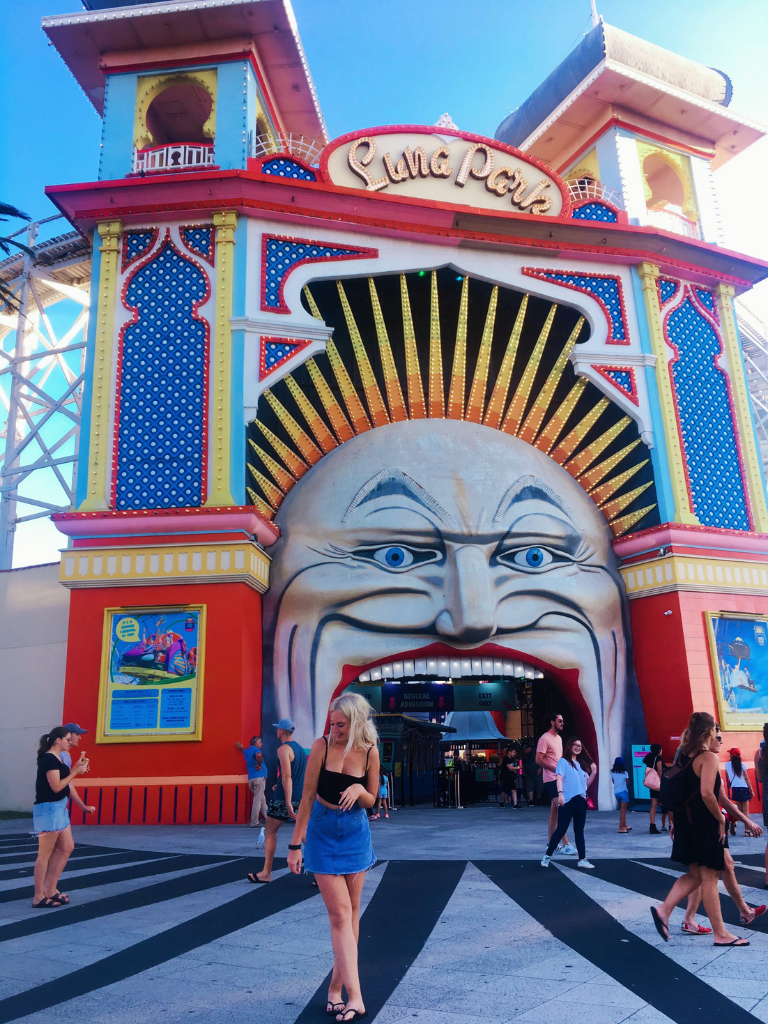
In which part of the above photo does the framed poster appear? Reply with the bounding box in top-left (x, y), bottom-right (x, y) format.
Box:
top-left (706, 612), bottom-right (768, 731)
top-left (97, 605), bottom-right (205, 743)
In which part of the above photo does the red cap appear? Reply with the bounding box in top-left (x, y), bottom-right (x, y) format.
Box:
top-left (728, 747), bottom-right (741, 756)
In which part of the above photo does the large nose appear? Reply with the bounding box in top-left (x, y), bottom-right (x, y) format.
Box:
top-left (436, 546), bottom-right (497, 643)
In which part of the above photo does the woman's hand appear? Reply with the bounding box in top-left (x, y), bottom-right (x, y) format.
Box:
top-left (338, 784), bottom-right (366, 810)
top-left (557, 794), bottom-right (565, 807)
top-left (85, 805), bottom-right (96, 814)
top-left (746, 821), bottom-right (763, 838)
top-left (72, 754), bottom-right (90, 776)
top-left (287, 848), bottom-right (302, 875)
top-left (718, 820), bottom-right (727, 845)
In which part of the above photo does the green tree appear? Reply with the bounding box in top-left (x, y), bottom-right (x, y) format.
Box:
top-left (0, 204), bottom-right (34, 313)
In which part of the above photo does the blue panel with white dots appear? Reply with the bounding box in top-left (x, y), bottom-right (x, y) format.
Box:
top-left (695, 288), bottom-right (716, 315)
top-left (667, 297), bottom-right (750, 530)
top-left (181, 226), bottom-right (214, 264)
top-left (262, 237), bottom-right (372, 312)
top-left (122, 231), bottom-right (156, 270)
top-left (261, 157), bottom-right (316, 181)
top-left (571, 202), bottom-right (618, 223)
top-left (265, 340), bottom-right (299, 368)
top-left (535, 272), bottom-right (627, 342)
top-left (604, 369), bottom-right (632, 392)
top-left (658, 277), bottom-right (679, 306)
top-left (115, 241), bottom-right (208, 509)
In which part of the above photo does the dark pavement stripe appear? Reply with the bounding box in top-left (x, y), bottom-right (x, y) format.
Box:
top-left (0, 846), bottom-right (121, 863)
top-left (0, 870), bottom-right (318, 1023)
top-left (0, 853), bottom-right (225, 904)
top-left (0, 851), bottom-right (162, 883)
top-left (294, 860), bottom-right (465, 1023)
top-left (478, 860), bottom-right (759, 1024)
top-left (0, 856), bottom-right (261, 944)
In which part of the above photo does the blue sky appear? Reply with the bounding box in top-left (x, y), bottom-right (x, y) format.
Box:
top-left (1, 0), bottom-right (767, 566)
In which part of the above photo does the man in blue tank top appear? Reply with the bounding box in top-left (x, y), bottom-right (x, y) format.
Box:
top-left (247, 718), bottom-right (307, 884)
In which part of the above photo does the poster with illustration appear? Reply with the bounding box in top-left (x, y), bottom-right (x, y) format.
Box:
top-left (707, 612), bottom-right (768, 731)
top-left (97, 605), bottom-right (205, 742)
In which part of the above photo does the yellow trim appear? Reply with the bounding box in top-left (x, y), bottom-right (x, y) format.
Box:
top-left (705, 611), bottom-right (768, 732)
top-left (134, 70), bottom-right (217, 150)
top-left (636, 141), bottom-right (698, 223)
top-left (564, 147), bottom-right (601, 184)
top-left (59, 540), bottom-right (270, 592)
top-left (715, 284), bottom-right (768, 533)
top-left (637, 262), bottom-right (698, 525)
top-left (620, 552), bottom-right (768, 598)
top-left (205, 211), bottom-right (238, 506)
top-left (96, 604), bottom-right (206, 744)
top-left (79, 220), bottom-right (122, 511)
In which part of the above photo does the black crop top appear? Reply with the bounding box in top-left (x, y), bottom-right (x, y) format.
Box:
top-left (316, 738), bottom-right (372, 806)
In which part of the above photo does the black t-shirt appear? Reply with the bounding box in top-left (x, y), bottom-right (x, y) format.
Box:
top-left (35, 752), bottom-right (69, 804)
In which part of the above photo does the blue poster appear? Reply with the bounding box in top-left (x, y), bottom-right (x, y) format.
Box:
top-left (710, 614), bottom-right (768, 730)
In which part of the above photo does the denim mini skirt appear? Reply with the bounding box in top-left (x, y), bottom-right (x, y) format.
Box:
top-left (303, 801), bottom-right (376, 876)
top-left (33, 800), bottom-right (70, 834)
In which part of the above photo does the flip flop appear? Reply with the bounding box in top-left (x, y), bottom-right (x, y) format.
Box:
top-left (32, 898), bottom-right (58, 908)
top-left (618, 828), bottom-right (633, 833)
top-left (714, 939), bottom-right (750, 947)
top-left (740, 904), bottom-right (767, 925)
top-left (326, 1002), bottom-right (346, 1016)
top-left (681, 922), bottom-right (712, 934)
top-left (336, 1012), bottom-right (367, 1022)
top-left (50, 892), bottom-right (69, 905)
top-left (650, 906), bottom-right (669, 942)
top-left (246, 873), bottom-right (269, 884)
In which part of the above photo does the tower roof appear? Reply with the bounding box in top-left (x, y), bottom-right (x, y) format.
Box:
top-left (495, 21), bottom-right (764, 170)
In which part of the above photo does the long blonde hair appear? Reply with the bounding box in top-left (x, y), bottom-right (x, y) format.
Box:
top-left (328, 692), bottom-right (378, 757)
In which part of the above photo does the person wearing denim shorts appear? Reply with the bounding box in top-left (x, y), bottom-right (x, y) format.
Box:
top-left (287, 693), bottom-right (379, 1023)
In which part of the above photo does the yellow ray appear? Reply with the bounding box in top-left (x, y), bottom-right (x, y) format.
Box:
top-left (609, 503), bottom-right (657, 537)
top-left (589, 459), bottom-right (648, 505)
top-left (549, 397), bottom-right (609, 466)
top-left (428, 271), bottom-right (445, 418)
top-left (248, 438), bottom-right (295, 492)
top-left (305, 357), bottom-right (354, 443)
top-left (484, 295), bottom-right (527, 430)
top-left (502, 303), bottom-right (557, 435)
top-left (369, 278), bottom-right (407, 422)
top-left (337, 281), bottom-right (389, 427)
top-left (564, 415), bottom-right (631, 477)
top-left (303, 285), bottom-right (323, 320)
top-left (600, 481), bottom-right (653, 520)
top-left (579, 438), bottom-right (642, 491)
top-left (256, 420), bottom-right (309, 479)
top-left (246, 486), bottom-right (275, 519)
top-left (447, 275), bottom-right (469, 420)
top-left (401, 274), bottom-right (427, 418)
top-left (518, 317), bottom-right (584, 444)
top-left (326, 339), bottom-right (371, 434)
top-left (465, 286), bottom-right (498, 424)
top-left (533, 378), bottom-right (586, 455)
top-left (285, 376), bottom-right (338, 454)
top-left (247, 464), bottom-right (283, 509)
top-left (264, 389), bottom-right (323, 465)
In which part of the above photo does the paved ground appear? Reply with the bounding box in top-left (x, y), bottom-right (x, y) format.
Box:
top-left (1, 804), bottom-right (767, 1024)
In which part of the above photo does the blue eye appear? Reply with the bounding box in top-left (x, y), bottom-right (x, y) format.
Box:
top-left (373, 546), bottom-right (413, 569)
top-left (511, 547), bottom-right (553, 570)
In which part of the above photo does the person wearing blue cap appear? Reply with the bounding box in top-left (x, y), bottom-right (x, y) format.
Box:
top-left (247, 718), bottom-right (307, 884)
top-left (611, 756), bottom-right (631, 833)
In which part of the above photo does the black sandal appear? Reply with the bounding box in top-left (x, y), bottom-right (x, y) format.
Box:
top-left (50, 892), bottom-right (69, 905)
top-left (32, 898), bottom-right (58, 908)
top-left (650, 906), bottom-right (669, 942)
top-left (336, 1011), bottom-right (367, 1021)
top-left (246, 872), bottom-right (269, 884)
top-left (326, 1002), bottom-right (345, 1016)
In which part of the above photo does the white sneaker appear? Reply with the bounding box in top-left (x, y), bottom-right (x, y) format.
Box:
top-left (561, 843), bottom-right (577, 855)
top-left (577, 859), bottom-right (595, 869)
top-left (256, 827), bottom-right (265, 848)
top-left (541, 854), bottom-right (552, 867)
top-left (555, 843), bottom-right (566, 853)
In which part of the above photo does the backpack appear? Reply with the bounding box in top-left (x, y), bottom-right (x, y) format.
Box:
top-left (659, 756), bottom-right (697, 814)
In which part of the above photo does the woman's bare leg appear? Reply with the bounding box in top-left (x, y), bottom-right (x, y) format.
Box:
top-left (317, 872), bottom-right (367, 1016)
top-left (654, 865), bottom-right (702, 931)
top-left (33, 832), bottom-right (59, 904)
top-left (681, 886), bottom-right (702, 929)
top-left (739, 801), bottom-right (751, 835)
top-left (722, 849), bottom-right (753, 919)
top-left (650, 797), bottom-right (658, 828)
top-left (42, 826), bottom-right (75, 898)
top-left (700, 865), bottom-right (743, 944)
top-left (619, 801), bottom-right (628, 830)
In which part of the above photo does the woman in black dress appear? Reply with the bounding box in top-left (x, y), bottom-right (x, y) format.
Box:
top-left (651, 712), bottom-right (759, 946)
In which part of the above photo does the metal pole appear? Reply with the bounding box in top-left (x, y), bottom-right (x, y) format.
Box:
top-left (590, 0), bottom-right (599, 27)
top-left (455, 769), bottom-right (463, 810)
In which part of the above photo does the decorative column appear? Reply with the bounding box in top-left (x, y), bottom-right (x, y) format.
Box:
top-left (206, 210), bottom-right (238, 506)
top-left (79, 219), bottom-right (122, 511)
top-left (637, 261), bottom-right (698, 524)
top-left (715, 283), bottom-right (768, 533)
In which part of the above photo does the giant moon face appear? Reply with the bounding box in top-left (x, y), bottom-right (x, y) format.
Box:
top-left (263, 419), bottom-right (628, 808)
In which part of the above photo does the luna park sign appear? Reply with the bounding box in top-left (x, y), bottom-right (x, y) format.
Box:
top-left (321, 126), bottom-right (568, 218)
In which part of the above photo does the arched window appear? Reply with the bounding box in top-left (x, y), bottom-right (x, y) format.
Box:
top-left (146, 81), bottom-right (213, 146)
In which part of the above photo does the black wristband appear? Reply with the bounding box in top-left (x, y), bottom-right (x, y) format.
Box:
top-left (288, 843), bottom-right (302, 850)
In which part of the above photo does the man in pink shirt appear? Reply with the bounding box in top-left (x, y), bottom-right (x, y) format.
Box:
top-left (536, 713), bottom-right (575, 855)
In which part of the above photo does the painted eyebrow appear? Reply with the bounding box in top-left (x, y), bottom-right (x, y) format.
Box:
top-left (493, 475), bottom-right (582, 527)
top-left (342, 468), bottom-right (452, 525)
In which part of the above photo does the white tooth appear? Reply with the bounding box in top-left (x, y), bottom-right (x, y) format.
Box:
top-left (492, 660), bottom-right (502, 675)
top-left (461, 659), bottom-right (473, 677)
top-left (381, 664), bottom-right (394, 679)
top-left (370, 666), bottom-right (382, 681)
top-left (426, 658), bottom-right (438, 675)
top-left (502, 660), bottom-right (514, 675)
top-left (392, 661), bottom-right (404, 680)
top-left (524, 665), bottom-right (534, 679)
top-left (482, 659), bottom-right (494, 675)
top-left (450, 659), bottom-right (462, 678)
top-left (436, 658), bottom-right (449, 677)
top-left (415, 658), bottom-right (427, 675)
top-left (403, 660), bottom-right (415, 676)
top-left (534, 669), bottom-right (544, 679)
top-left (471, 659), bottom-right (483, 676)
top-left (359, 671), bottom-right (371, 683)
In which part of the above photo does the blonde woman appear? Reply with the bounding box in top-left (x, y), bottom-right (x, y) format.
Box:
top-left (287, 693), bottom-right (379, 1022)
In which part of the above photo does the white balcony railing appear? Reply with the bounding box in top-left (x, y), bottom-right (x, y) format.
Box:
top-left (132, 142), bottom-right (215, 175)
top-left (645, 207), bottom-right (701, 239)
top-left (251, 132), bottom-right (323, 166)
top-left (565, 178), bottom-right (624, 209)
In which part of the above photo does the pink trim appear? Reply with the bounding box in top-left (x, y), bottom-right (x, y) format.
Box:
top-left (592, 364), bottom-right (639, 405)
top-left (248, 153), bottom-right (318, 179)
top-left (317, 124), bottom-right (572, 217)
top-left (260, 233), bottom-right (378, 313)
top-left (570, 197), bottom-right (627, 225)
top-left (522, 267), bottom-right (630, 345)
top-left (52, 506), bottom-right (280, 548)
top-left (612, 523), bottom-right (768, 558)
top-left (259, 336), bottom-right (313, 380)
top-left (112, 229), bottom-right (211, 508)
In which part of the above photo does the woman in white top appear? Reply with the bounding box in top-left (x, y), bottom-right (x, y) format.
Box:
top-left (724, 747), bottom-right (753, 837)
top-left (541, 736), bottom-right (597, 869)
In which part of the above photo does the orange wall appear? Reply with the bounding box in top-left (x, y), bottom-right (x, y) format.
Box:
top-left (62, 582), bottom-right (263, 781)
